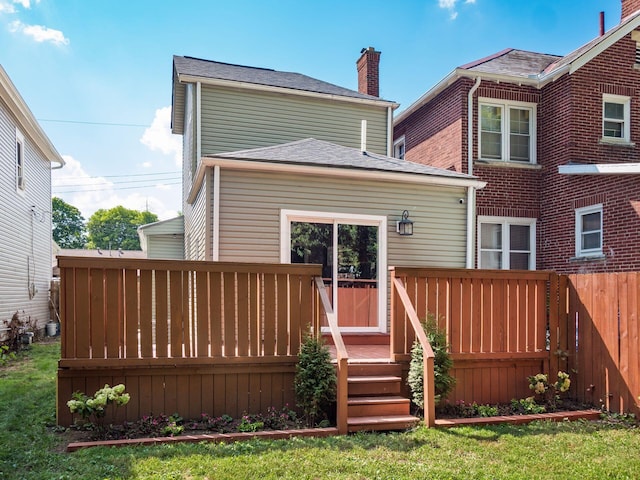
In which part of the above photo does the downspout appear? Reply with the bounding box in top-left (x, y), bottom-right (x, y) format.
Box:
top-left (212, 164), bottom-right (220, 261)
top-left (466, 77), bottom-right (481, 268)
top-left (387, 106), bottom-right (393, 156)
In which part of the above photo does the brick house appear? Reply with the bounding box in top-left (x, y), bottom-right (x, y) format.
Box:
top-left (394, 0), bottom-right (640, 273)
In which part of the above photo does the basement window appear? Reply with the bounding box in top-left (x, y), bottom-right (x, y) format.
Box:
top-left (575, 204), bottom-right (603, 258)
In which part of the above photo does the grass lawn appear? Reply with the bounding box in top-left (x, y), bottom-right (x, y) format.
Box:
top-left (1, 340), bottom-right (639, 480)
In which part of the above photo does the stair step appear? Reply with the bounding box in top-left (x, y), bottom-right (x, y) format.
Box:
top-left (348, 375), bottom-right (402, 396)
top-left (347, 363), bottom-right (402, 377)
top-left (347, 414), bottom-right (420, 432)
top-left (347, 396), bottom-right (411, 417)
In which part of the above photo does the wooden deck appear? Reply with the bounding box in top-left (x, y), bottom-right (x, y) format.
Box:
top-left (328, 344), bottom-right (390, 362)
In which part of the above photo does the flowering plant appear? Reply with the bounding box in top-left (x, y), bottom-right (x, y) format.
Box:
top-left (67, 383), bottom-right (130, 428)
top-left (528, 371), bottom-right (570, 408)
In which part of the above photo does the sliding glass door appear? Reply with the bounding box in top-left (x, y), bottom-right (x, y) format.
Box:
top-left (286, 212), bottom-right (386, 332)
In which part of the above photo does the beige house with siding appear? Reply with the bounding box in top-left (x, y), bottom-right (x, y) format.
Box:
top-left (0, 65), bottom-right (64, 332)
top-left (169, 51), bottom-right (485, 333)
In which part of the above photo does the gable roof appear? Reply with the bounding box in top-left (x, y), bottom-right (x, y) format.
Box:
top-left (0, 65), bottom-right (64, 168)
top-left (186, 138), bottom-right (484, 203)
top-left (396, 9), bottom-right (640, 124)
top-left (172, 56), bottom-right (397, 134)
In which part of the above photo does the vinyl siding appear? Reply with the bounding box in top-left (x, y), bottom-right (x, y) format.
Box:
top-left (146, 235), bottom-right (185, 260)
top-left (217, 170), bottom-right (468, 267)
top-left (182, 83), bottom-right (199, 259)
top-left (0, 98), bottom-right (53, 328)
top-left (200, 84), bottom-right (388, 155)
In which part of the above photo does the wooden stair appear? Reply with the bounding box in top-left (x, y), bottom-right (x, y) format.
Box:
top-left (345, 362), bottom-right (420, 432)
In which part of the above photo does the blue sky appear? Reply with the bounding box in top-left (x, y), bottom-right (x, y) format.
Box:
top-left (1, 0), bottom-right (622, 220)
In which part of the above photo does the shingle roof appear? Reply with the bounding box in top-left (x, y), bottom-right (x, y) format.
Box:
top-left (460, 48), bottom-right (561, 79)
top-left (206, 138), bottom-right (477, 181)
top-left (173, 56), bottom-right (382, 101)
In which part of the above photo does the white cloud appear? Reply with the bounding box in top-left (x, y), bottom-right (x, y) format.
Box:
top-left (140, 106), bottom-right (182, 166)
top-left (438, 0), bottom-right (475, 20)
top-left (53, 155), bottom-right (180, 221)
top-left (0, 2), bottom-right (17, 13)
top-left (9, 20), bottom-right (69, 45)
top-left (142, 161), bottom-right (152, 168)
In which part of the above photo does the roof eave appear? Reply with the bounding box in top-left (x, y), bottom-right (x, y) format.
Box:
top-left (559, 163), bottom-right (640, 175)
top-left (186, 156), bottom-right (485, 203)
top-left (0, 66), bottom-right (65, 168)
top-left (176, 73), bottom-right (399, 109)
top-left (394, 68), bottom-right (541, 125)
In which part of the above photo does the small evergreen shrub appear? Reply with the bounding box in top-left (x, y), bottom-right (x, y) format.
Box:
top-left (294, 333), bottom-right (336, 426)
top-left (407, 316), bottom-right (455, 410)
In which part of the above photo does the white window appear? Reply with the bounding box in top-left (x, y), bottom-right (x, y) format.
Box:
top-left (575, 204), bottom-right (603, 258)
top-left (602, 94), bottom-right (630, 142)
top-left (393, 136), bottom-right (405, 160)
top-left (478, 217), bottom-right (536, 270)
top-left (16, 129), bottom-right (25, 191)
top-left (479, 99), bottom-right (536, 163)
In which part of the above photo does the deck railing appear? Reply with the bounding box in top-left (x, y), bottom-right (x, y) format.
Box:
top-left (390, 267), bottom-right (562, 406)
top-left (314, 277), bottom-right (348, 434)
top-left (390, 271), bottom-right (436, 427)
top-left (57, 257), bottom-right (321, 426)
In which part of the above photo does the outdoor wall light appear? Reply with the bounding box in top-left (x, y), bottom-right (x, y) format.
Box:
top-left (396, 210), bottom-right (414, 236)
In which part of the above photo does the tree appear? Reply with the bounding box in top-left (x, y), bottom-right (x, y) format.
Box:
top-left (87, 206), bottom-right (158, 251)
top-left (52, 197), bottom-right (87, 249)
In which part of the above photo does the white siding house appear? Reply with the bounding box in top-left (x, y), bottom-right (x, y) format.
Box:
top-left (0, 65), bottom-right (64, 332)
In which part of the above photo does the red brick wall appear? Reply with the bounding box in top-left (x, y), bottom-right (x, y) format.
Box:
top-left (538, 33), bottom-right (640, 273)
top-left (622, 0), bottom-right (640, 19)
top-left (395, 78), bottom-right (470, 172)
top-left (397, 32), bottom-right (640, 273)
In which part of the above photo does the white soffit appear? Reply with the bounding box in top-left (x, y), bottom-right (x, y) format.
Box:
top-left (558, 163), bottom-right (640, 175)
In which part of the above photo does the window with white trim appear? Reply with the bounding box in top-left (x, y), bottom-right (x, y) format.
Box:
top-left (478, 217), bottom-right (536, 270)
top-left (393, 136), bottom-right (405, 160)
top-left (479, 99), bottom-right (536, 163)
top-left (575, 204), bottom-right (603, 258)
top-left (16, 129), bottom-right (25, 192)
top-left (602, 94), bottom-right (630, 142)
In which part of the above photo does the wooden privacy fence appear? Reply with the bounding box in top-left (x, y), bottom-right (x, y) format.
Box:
top-left (568, 273), bottom-right (640, 416)
top-left (391, 267), bottom-right (568, 406)
top-left (57, 257), bottom-right (321, 426)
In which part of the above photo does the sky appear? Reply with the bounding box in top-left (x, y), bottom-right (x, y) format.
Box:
top-left (1, 0), bottom-right (623, 221)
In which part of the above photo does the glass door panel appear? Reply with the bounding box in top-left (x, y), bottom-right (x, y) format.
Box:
top-left (337, 224), bottom-right (378, 328)
top-left (290, 219), bottom-right (380, 331)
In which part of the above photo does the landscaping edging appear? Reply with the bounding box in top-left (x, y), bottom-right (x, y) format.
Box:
top-left (434, 409), bottom-right (602, 428)
top-left (66, 410), bottom-right (602, 451)
top-left (66, 427), bottom-right (339, 452)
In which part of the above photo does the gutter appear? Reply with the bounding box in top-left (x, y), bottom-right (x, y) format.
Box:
top-left (178, 74), bottom-right (399, 110)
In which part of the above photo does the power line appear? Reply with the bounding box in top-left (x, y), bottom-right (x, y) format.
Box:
top-left (54, 176), bottom-right (181, 188)
top-left (53, 182), bottom-right (181, 194)
top-left (38, 118), bottom-right (150, 128)
top-left (91, 171), bottom-right (180, 179)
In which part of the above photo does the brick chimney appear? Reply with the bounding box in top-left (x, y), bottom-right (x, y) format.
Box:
top-left (357, 47), bottom-right (380, 97)
top-left (621, 0), bottom-right (640, 20)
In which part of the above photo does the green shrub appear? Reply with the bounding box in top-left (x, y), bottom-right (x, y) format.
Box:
top-left (407, 316), bottom-right (455, 410)
top-left (294, 333), bottom-right (336, 426)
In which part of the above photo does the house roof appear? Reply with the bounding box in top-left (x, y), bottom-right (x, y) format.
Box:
top-left (210, 138), bottom-right (476, 177)
top-left (137, 215), bottom-right (184, 235)
top-left (172, 56), bottom-right (397, 134)
top-left (189, 138), bottom-right (484, 203)
top-left (0, 65), bottom-right (64, 168)
top-left (395, 9), bottom-right (640, 124)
